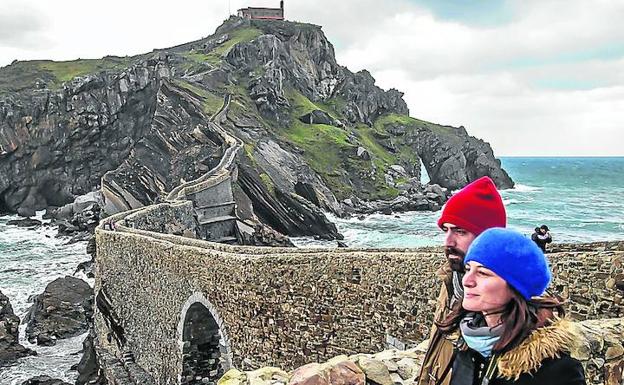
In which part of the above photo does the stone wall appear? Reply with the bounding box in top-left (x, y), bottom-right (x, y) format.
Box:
top-left (121, 201), bottom-right (198, 237)
top-left (217, 318), bottom-right (624, 385)
top-left (550, 241), bottom-right (624, 253)
top-left (550, 250), bottom-right (624, 320)
top-left (95, 216), bottom-right (624, 384)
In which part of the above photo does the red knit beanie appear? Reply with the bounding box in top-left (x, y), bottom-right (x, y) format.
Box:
top-left (437, 176), bottom-right (506, 235)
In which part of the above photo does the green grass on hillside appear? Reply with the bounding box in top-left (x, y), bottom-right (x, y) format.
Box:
top-left (259, 173), bottom-right (276, 195)
top-left (374, 112), bottom-right (459, 138)
top-left (281, 89), bottom-right (402, 199)
top-left (286, 88), bottom-right (346, 121)
top-left (173, 79), bottom-right (223, 116)
top-left (0, 56), bottom-right (134, 94)
top-left (182, 27), bottom-right (263, 67)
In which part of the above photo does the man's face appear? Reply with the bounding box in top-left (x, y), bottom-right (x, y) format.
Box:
top-left (442, 223), bottom-right (477, 272)
top-left (540, 228), bottom-right (547, 234)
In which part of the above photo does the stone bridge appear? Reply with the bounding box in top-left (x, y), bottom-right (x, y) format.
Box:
top-left (96, 207), bottom-right (624, 385)
top-left (94, 96), bottom-right (624, 385)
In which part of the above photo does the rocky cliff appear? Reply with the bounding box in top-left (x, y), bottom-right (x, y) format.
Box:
top-left (0, 17), bottom-right (513, 239)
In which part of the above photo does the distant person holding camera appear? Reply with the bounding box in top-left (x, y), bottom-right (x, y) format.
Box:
top-left (531, 224), bottom-right (552, 252)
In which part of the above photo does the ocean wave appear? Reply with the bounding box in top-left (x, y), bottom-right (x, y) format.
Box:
top-left (510, 184), bottom-right (541, 192)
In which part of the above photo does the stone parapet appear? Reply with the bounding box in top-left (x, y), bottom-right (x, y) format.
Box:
top-left (218, 318), bottom-right (623, 385)
top-left (95, 218), bottom-right (624, 384)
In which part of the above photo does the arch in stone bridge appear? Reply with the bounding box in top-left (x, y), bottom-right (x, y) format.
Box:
top-left (178, 293), bottom-right (232, 385)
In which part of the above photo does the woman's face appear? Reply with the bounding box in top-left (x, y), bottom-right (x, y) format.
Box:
top-left (462, 261), bottom-right (514, 314)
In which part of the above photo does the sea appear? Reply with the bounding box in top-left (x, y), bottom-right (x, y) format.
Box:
top-left (0, 157), bottom-right (623, 383)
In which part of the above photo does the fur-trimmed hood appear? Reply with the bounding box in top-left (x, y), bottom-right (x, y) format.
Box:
top-left (496, 318), bottom-right (582, 380)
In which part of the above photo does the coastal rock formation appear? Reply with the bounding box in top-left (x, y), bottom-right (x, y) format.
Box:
top-left (74, 330), bottom-right (106, 385)
top-left (416, 126), bottom-right (514, 190)
top-left (0, 16), bottom-right (513, 240)
top-left (25, 276), bottom-right (93, 346)
top-left (0, 57), bottom-right (167, 217)
top-left (0, 290), bottom-right (36, 366)
top-left (343, 183), bottom-right (450, 215)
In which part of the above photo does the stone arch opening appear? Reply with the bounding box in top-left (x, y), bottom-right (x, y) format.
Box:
top-left (178, 294), bottom-right (231, 385)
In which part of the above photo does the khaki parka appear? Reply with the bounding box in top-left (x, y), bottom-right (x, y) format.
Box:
top-left (416, 263), bottom-right (457, 385)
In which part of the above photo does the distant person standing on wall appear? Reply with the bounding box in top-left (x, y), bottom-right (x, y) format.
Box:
top-left (416, 176), bottom-right (507, 385)
top-left (531, 225), bottom-right (552, 252)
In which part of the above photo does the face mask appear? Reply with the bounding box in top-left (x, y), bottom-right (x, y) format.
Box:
top-left (462, 334), bottom-right (500, 358)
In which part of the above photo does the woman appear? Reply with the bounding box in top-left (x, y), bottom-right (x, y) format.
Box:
top-left (435, 227), bottom-right (585, 385)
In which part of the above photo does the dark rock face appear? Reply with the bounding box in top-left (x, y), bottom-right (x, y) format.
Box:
top-left (336, 70), bottom-right (408, 126)
top-left (101, 79), bottom-right (223, 214)
top-left (416, 127), bottom-right (514, 190)
top-left (74, 330), bottom-right (106, 385)
top-left (226, 19), bottom-right (408, 126)
top-left (20, 376), bottom-right (72, 385)
top-left (0, 290), bottom-right (37, 367)
top-left (0, 58), bottom-right (169, 217)
top-left (236, 158), bottom-right (342, 239)
top-left (299, 110), bottom-right (342, 127)
top-left (25, 276), bottom-right (93, 346)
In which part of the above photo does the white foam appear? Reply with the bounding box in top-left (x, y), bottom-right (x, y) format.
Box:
top-left (0, 329), bottom-right (86, 385)
top-left (0, 215), bottom-right (90, 383)
top-left (511, 184), bottom-right (541, 192)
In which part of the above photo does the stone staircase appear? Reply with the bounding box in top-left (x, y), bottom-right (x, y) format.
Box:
top-left (165, 94), bottom-right (250, 244)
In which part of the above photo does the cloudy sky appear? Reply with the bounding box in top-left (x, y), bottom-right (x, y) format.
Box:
top-left (1, 0), bottom-right (622, 156)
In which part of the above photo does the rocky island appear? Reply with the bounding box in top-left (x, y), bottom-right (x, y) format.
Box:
top-left (0, 16), bottom-right (513, 244)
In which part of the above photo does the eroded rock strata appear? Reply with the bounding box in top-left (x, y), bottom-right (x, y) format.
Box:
top-left (0, 17), bottom-right (512, 240)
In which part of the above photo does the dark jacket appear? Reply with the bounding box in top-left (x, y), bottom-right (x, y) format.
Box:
top-left (450, 319), bottom-right (586, 385)
top-left (531, 231), bottom-right (552, 252)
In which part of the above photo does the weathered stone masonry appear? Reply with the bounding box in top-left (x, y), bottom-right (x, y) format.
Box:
top-left (95, 211), bottom-right (624, 385)
top-left (94, 83), bottom-right (624, 385)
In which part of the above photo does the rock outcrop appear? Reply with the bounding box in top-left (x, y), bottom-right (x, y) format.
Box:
top-left (0, 290), bottom-right (36, 366)
top-left (0, 57), bottom-right (168, 217)
top-left (21, 377), bottom-right (72, 385)
top-left (219, 349), bottom-right (426, 385)
top-left (25, 276), bottom-right (93, 346)
top-left (0, 16), bottom-right (513, 240)
top-left (74, 330), bottom-right (106, 385)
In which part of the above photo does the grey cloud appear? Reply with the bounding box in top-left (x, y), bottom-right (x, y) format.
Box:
top-left (0, 5), bottom-right (50, 49)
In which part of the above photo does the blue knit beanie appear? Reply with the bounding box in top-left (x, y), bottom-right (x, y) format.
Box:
top-left (464, 228), bottom-right (551, 300)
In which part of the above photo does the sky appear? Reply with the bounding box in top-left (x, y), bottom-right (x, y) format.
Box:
top-left (1, 0), bottom-right (622, 156)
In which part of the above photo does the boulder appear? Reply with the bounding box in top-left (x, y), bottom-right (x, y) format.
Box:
top-left (74, 330), bottom-right (105, 385)
top-left (299, 110), bottom-right (340, 127)
top-left (356, 147), bottom-right (370, 160)
top-left (0, 290), bottom-right (37, 366)
top-left (355, 357), bottom-right (393, 385)
top-left (226, 349), bottom-right (421, 385)
top-left (6, 217), bottom-right (43, 228)
top-left (25, 276), bottom-right (93, 346)
top-left (21, 376), bottom-right (72, 385)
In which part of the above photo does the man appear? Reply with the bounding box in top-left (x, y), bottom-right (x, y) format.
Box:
top-left (532, 224), bottom-right (552, 252)
top-left (416, 176), bottom-right (506, 385)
